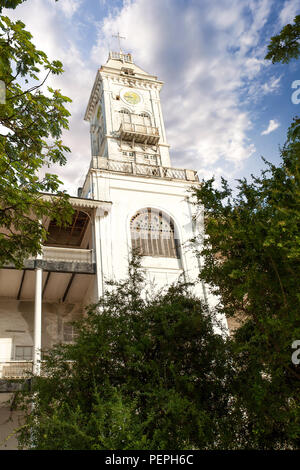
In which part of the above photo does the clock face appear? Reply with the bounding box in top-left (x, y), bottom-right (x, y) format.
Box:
top-left (123, 90), bottom-right (141, 105)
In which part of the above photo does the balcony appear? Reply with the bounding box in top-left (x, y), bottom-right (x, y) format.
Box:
top-left (17, 247), bottom-right (95, 275)
top-left (94, 157), bottom-right (199, 182)
top-left (0, 361), bottom-right (32, 379)
top-left (43, 247), bottom-right (93, 264)
top-left (119, 122), bottom-right (160, 145)
top-left (0, 360), bottom-right (74, 380)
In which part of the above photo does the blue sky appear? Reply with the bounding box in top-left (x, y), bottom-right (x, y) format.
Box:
top-left (5, 0), bottom-right (300, 195)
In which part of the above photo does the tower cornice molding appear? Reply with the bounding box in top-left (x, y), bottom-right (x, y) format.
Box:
top-left (102, 73), bottom-right (163, 89)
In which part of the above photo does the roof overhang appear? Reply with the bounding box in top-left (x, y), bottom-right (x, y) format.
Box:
top-left (42, 193), bottom-right (112, 212)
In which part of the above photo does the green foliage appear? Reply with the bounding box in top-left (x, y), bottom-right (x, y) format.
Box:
top-left (0, 1), bottom-right (26, 12)
top-left (190, 22), bottom-right (300, 446)
top-left (192, 126), bottom-right (300, 448)
top-left (15, 255), bottom-right (240, 450)
top-left (0, 7), bottom-right (73, 268)
top-left (0, 1), bottom-right (58, 13)
top-left (265, 15), bottom-right (300, 64)
top-left (265, 15), bottom-right (300, 142)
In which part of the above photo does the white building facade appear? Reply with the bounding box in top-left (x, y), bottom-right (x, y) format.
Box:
top-left (0, 52), bottom-right (222, 449)
top-left (82, 51), bottom-right (206, 297)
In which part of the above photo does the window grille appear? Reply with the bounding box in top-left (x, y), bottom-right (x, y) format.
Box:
top-left (15, 346), bottom-right (33, 360)
top-left (122, 151), bottom-right (135, 160)
top-left (63, 323), bottom-right (77, 343)
top-left (130, 208), bottom-right (180, 258)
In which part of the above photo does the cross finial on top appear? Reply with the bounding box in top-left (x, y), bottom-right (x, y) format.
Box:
top-left (112, 32), bottom-right (126, 53)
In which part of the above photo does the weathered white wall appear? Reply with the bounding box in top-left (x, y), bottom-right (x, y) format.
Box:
top-left (0, 300), bottom-right (84, 360)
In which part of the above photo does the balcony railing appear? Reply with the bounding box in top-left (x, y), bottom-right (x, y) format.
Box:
top-left (43, 247), bottom-right (94, 264)
top-left (0, 360), bottom-right (74, 380)
top-left (0, 361), bottom-right (33, 379)
top-left (119, 122), bottom-right (160, 145)
top-left (109, 51), bottom-right (133, 63)
top-left (94, 157), bottom-right (199, 182)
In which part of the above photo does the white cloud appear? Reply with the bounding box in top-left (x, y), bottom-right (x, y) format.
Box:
top-left (261, 119), bottom-right (280, 135)
top-left (7, 0), bottom-right (95, 195)
top-left (261, 75), bottom-right (282, 94)
top-left (279, 0), bottom-right (300, 26)
top-left (4, 0), bottom-right (284, 192)
top-left (56, 0), bottom-right (82, 19)
top-left (91, 0), bottom-right (279, 178)
top-left (248, 74), bottom-right (282, 101)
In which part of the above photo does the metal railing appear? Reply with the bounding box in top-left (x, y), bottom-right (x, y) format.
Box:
top-left (94, 157), bottom-right (199, 182)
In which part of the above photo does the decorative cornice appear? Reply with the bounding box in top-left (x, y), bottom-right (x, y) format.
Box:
top-left (69, 197), bottom-right (112, 211)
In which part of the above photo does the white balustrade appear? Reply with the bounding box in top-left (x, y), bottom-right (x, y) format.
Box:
top-left (43, 247), bottom-right (93, 264)
top-left (95, 157), bottom-right (198, 181)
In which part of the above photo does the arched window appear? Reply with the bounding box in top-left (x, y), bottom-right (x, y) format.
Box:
top-left (131, 112), bottom-right (151, 126)
top-left (119, 108), bottom-right (131, 123)
top-left (139, 112), bottom-right (151, 126)
top-left (130, 208), bottom-right (180, 258)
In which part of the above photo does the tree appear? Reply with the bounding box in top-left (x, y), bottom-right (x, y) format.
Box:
top-left (265, 15), bottom-right (300, 142)
top-left (192, 147), bottom-right (300, 447)
top-left (0, 1), bottom-right (27, 12)
top-left (14, 256), bottom-right (242, 450)
top-left (0, 1), bottom-right (72, 268)
top-left (265, 15), bottom-right (300, 64)
top-left (189, 19), bottom-right (300, 447)
top-left (0, 1), bottom-right (58, 13)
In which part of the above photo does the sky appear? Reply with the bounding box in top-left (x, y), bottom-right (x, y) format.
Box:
top-left (4, 0), bottom-right (300, 195)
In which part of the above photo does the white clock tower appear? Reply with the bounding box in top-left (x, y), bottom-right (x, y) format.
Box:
top-left (81, 51), bottom-right (211, 304)
top-left (85, 51), bottom-right (172, 169)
